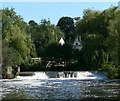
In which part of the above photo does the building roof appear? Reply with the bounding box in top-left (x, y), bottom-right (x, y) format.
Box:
top-left (59, 38), bottom-right (65, 46)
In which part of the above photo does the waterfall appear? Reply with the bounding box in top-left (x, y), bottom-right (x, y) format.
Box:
top-left (16, 72), bottom-right (48, 79)
top-left (16, 71), bottom-right (107, 80)
top-left (56, 72), bottom-right (77, 78)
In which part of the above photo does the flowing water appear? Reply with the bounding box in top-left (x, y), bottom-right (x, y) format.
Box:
top-left (0, 71), bottom-right (120, 101)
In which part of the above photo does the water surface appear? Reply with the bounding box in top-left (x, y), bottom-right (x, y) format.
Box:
top-left (0, 72), bottom-right (120, 100)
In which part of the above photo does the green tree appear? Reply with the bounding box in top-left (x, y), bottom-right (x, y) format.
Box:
top-left (43, 42), bottom-right (75, 68)
top-left (82, 33), bottom-right (105, 69)
top-left (107, 10), bottom-right (120, 66)
top-left (76, 7), bottom-right (117, 37)
top-left (43, 42), bottom-right (61, 60)
top-left (57, 17), bottom-right (75, 42)
top-left (75, 6), bottom-right (118, 71)
top-left (2, 8), bottom-right (36, 67)
top-left (28, 19), bottom-right (63, 57)
top-left (62, 43), bottom-right (74, 62)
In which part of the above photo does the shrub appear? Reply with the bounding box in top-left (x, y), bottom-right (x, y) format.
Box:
top-left (102, 63), bottom-right (118, 79)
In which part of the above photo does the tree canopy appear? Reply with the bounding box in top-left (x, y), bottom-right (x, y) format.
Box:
top-left (75, 6), bottom-right (120, 78)
top-left (28, 19), bottom-right (64, 57)
top-left (2, 8), bottom-right (36, 67)
top-left (57, 17), bottom-right (75, 42)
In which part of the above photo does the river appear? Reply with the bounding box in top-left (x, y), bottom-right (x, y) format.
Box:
top-left (0, 71), bottom-right (120, 101)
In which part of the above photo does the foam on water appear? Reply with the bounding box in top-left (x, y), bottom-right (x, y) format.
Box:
top-left (16, 71), bottom-right (108, 80)
top-left (16, 72), bottom-right (48, 80)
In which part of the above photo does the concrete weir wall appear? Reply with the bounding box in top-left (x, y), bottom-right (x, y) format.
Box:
top-left (17, 71), bottom-right (108, 80)
top-left (2, 66), bottom-right (20, 79)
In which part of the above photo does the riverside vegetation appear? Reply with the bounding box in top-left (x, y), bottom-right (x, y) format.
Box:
top-left (1, 6), bottom-right (120, 79)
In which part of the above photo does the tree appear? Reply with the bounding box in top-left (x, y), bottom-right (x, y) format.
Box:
top-left (75, 9), bottom-right (101, 36)
top-left (62, 43), bottom-right (74, 61)
top-left (43, 42), bottom-right (61, 60)
top-left (2, 8), bottom-right (36, 67)
top-left (57, 17), bottom-right (75, 42)
top-left (43, 42), bottom-right (75, 68)
top-left (107, 10), bottom-right (120, 66)
top-left (75, 6), bottom-right (119, 71)
top-left (82, 33), bottom-right (105, 69)
top-left (28, 19), bottom-right (64, 57)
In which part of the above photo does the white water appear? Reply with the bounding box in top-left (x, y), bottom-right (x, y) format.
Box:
top-left (1, 71), bottom-right (120, 100)
top-left (16, 71), bottom-right (108, 80)
top-left (17, 72), bottom-right (48, 79)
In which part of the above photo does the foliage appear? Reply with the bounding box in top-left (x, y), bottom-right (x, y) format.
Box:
top-left (102, 63), bottom-right (118, 79)
top-left (61, 43), bottom-right (75, 61)
top-left (2, 8), bottom-right (36, 67)
top-left (28, 19), bottom-right (64, 57)
top-left (76, 7), bottom-right (117, 37)
top-left (43, 42), bottom-right (61, 60)
top-left (82, 33), bottom-right (104, 69)
top-left (43, 42), bottom-right (75, 63)
top-left (75, 6), bottom-right (120, 78)
top-left (107, 11), bottom-right (120, 66)
top-left (57, 16), bottom-right (75, 42)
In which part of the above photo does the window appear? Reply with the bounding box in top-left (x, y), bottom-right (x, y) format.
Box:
top-left (76, 43), bottom-right (78, 46)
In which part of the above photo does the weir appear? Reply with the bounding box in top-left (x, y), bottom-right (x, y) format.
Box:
top-left (16, 71), bottom-right (108, 80)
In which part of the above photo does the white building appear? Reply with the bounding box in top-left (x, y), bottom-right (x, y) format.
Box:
top-left (73, 36), bottom-right (82, 51)
top-left (59, 36), bottom-right (82, 51)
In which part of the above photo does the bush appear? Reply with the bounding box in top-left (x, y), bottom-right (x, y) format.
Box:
top-left (107, 66), bottom-right (118, 79)
top-left (102, 63), bottom-right (118, 79)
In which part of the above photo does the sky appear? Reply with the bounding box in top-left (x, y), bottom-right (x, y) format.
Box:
top-left (2, 2), bottom-right (118, 25)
